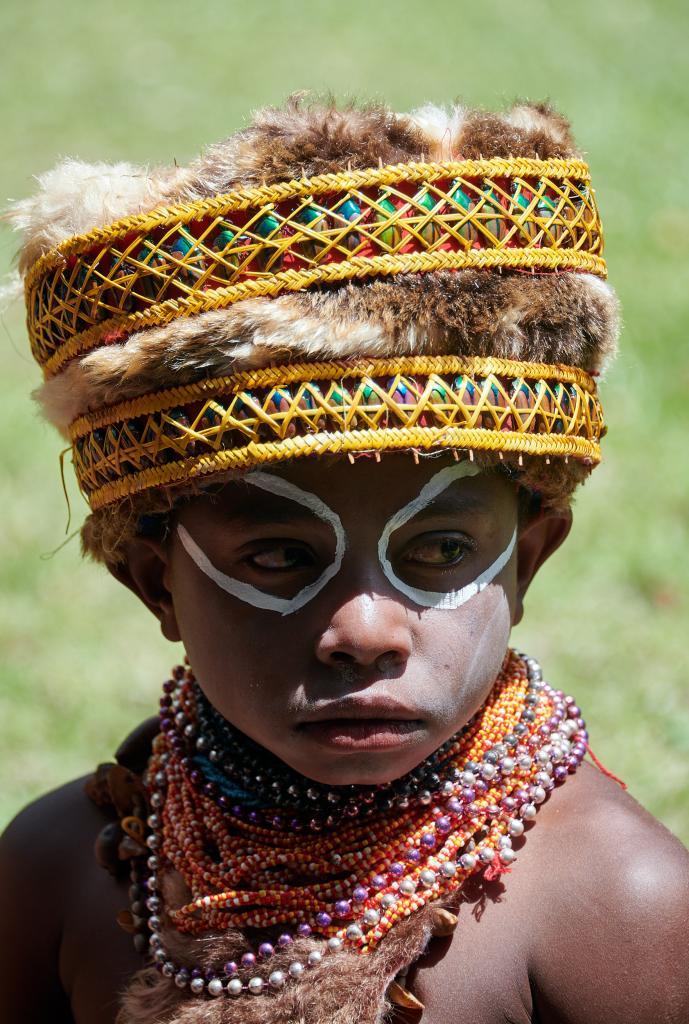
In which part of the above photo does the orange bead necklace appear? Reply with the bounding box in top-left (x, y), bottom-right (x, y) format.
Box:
top-left (137, 649), bottom-right (588, 999)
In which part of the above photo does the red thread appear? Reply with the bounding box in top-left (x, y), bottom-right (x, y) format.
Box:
top-left (102, 327), bottom-right (128, 345)
top-left (484, 853), bottom-right (513, 882)
top-left (585, 742), bottom-right (627, 789)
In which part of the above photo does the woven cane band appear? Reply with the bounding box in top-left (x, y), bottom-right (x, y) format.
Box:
top-left (69, 356), bottom-right (604, 511)
top-left (28, 159), bottom-right (604, 376)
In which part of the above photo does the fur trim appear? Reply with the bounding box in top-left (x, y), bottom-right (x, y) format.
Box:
top-left (118, 869), bottom-right (441, 1024)
top-left (456, 101), bottom-right (579, 160)
top-left (180, 95), bottom-right (580, 198)
top-left (179, 96), bottom-right (426, 199)
top-left (9, 95), bottom-right (581, 272)
top-left (401, 103), bottom-right (469, 161)
top-left (7, 159), bottom-right (184, 275)
top-left (35, 296), bottom-right (394, 434)
top-left (37, 270), bottom-right (619, 433)
top-left (505, 101), bottom-right (575, 149)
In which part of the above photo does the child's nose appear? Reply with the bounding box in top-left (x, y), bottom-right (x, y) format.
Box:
top-left (314, 591), bottom-right (413, 671)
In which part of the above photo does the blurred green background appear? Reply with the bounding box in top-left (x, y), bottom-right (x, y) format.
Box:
top-left (1, 0), bottom-right (688, 843)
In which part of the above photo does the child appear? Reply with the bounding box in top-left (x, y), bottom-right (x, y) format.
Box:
top-left (2, 96), bottom-right (688, 1024)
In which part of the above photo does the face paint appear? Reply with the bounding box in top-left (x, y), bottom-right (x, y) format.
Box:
top-left (178, 463), bottom-right (513, 615)
top-left (176, 471), bottom-right (346, 616)
top-left (377, 462), bottom-right (517, 610)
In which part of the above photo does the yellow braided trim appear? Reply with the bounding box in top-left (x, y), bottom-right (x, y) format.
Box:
top-left (27, 158), bottom-right (592, 278)
top-left (69, 357), bottom-right (603, 509)
top-left (70, 357), bottom-right (597, 437)
top-left (84, 428), bottom-right (602, 512)
top-left (27, 157), bottom-right (603, 375)
top-left (41, 249), bottom-right (605, 378)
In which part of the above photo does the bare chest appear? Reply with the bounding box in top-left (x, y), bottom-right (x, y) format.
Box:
top-left (405, 900), bottom-right (534, 1024)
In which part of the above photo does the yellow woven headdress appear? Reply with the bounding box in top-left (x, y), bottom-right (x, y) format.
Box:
top-left (12, 96), bottom-right (619, 561)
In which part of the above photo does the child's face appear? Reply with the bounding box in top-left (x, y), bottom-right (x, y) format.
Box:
top-left (158, 455), bottom-right (530, 786)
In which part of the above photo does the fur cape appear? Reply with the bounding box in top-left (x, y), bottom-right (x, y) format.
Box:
top-left (8, 95), bottom-right (620, 562)
top-left (119, 880), bottom-right (442, 1024)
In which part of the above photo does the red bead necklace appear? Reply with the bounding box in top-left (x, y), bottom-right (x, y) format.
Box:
top-left (137, 650), bottom-right (588, 998)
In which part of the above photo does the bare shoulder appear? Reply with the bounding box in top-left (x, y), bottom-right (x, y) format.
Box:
top-left (0, 722), bottom-right (157, 1023)
top-left (526, 762), bottom-right (689, 1024)
top-left (0, 774), bottom-right (111, 913)
top-left (0, 776), bottom-right (110, 1021)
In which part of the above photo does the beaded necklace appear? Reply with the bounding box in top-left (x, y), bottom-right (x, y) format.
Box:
top-left (192, 685), bottom-right (481, 827)
top-left (135, 650), bottom-right (588, 999)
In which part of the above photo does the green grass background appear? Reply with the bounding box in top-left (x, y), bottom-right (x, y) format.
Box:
top-left (1, 0), bottom-right (688, 843)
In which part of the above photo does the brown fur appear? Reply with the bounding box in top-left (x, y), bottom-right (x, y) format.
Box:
top-left (118, 880), bottom-right (441, 1024)
top-left (178, 94), bottom-right (580, 198)
top-left (458, 104), bottom-right (577, 160)
top-left (8, 96), bottom-right (582, 273)
top-left (38, 271), bottom-right (619, 434)
top-left (179, 96), bottom-right (427, 198)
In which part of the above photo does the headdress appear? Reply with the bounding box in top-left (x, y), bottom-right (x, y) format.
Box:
top-left (10, 96), bottom-right (619, 561)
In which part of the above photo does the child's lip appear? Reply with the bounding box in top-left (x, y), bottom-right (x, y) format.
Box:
top-left (297, 697), bottom-right (420, 724)
top-left (297, 718), bottom-right (425, 751)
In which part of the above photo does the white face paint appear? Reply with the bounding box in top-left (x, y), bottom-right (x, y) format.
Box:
top-left (177, 463), bottom-right (516, 616)
top-left (176, 471), bottom-right (346, 617)
top-left (377, 462), bottom-right (517, 610)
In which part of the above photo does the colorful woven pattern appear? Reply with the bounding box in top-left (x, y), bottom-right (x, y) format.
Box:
top-left (70, 356), bottom-right (604, 510)
top-left (27, 159), bottom-right (604, 375)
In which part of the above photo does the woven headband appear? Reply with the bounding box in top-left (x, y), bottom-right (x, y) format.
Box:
top-left (27, 158), bottom-right (604, 376)
top-left (70, 356), bottom-right (605, 511)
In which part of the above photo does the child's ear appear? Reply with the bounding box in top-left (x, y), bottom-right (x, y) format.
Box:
top-left (107, 537), bottom-right (182, 642)
top-left (513, 510), bottom-right (572, 626)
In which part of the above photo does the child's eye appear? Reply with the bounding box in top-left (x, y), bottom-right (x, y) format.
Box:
top-left (404, 536), bottom-right (471, 566)
top-left (247, 544), bottom-right (315, 571)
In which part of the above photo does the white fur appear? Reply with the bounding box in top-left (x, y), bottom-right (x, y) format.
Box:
top-left (36, 300), bottom-right (421, 432)
top-left (400, 104), bottom-right (467, 160)
top-left (577, 274), bottom-right (621, 375)
top-left (0, 270), bottom-right (22, 313)
top-left (7, 158), bottom-right (182, 272)
top-left (505, 104), bottom-right (569, 145)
